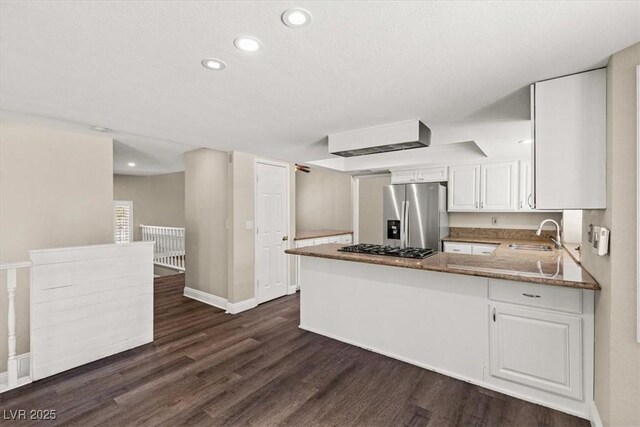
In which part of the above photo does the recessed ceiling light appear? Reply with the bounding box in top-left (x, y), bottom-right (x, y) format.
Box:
top-left (201, 58), bottom-right (226, 70)
top-left (128, 162), bottom-right (136, 167)
top-left (234, 36), bottom-right (262, 52)
top-left (282, 8), bottom-right (312, 28)
top-left (518, 139), bottom-right (533, 144)
top-left (92, 126), bottom-right (109, 132)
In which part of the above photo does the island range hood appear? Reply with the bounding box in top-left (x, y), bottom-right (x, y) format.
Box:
top-left (328, 119), bottom-right (431, 157)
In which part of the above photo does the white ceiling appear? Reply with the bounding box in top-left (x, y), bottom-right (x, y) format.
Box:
top-left (1, 1), bottom-right (638, 175)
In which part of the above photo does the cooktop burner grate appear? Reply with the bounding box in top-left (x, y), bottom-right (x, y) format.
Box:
top-left (338, 244), bottom-right (436, 259)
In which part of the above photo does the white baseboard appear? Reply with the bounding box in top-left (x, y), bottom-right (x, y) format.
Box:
top-left (183, 287), bottom-right (258, 315)
top-left (0, 353), bottom-right (32, 393)
top-left (590, 401), bottom-right (603, 427)
top-left (183, 287), bottom-right (228, 310)
top-left (227, 298), bottom-right (258, 314)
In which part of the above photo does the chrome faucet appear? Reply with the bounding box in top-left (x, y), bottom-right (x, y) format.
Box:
top-left (535, 219), bottom-right (562, 249)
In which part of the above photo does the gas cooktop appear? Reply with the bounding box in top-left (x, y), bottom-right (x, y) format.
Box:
top-left (338, 244), bottom-right (436, 259)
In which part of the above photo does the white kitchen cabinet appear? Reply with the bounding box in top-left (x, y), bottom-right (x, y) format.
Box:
top-left (444, 241), bottom-right (498, 256)
top-left (443, 242), bottom-right (473, 254)
top-left (390, 169), bottom-right (418, 184)
top-left (391, 166), bottom-right (447, 184)
top-left (480, 161), bottom-right (518, 211)
top-left (449, 162), bottom-right (518, 212)
top-left (519, 160), bottom-right (533, 211)
top-left (472, 243), bottom-right (498, 256)
top-left (448, 164), bottom-right (480, 211)
top-left (489, 302), bottom-right (583, 400)
top-left (532, 69), bottom-right (606, 209)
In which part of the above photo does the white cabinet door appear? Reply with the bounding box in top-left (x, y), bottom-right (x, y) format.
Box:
top-left (443, 242), bottom-right (473, 254)
top-left (533, 69), bottom-right (606, 209)
top-left (481, 162), bottom-right (518, 211)
top-left (448, 165), bottom-right (480, 211)
top-left (518, 160), bottom-right (533, 211)
top-left (489, 303), bottom-right (583, 400)
top-left (391, 169), bottom-right (417, 184)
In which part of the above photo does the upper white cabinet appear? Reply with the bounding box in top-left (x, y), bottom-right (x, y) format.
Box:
top-left (519, 160), bottom-right (533, 211)
top-left (391, 166), bottom-right (447, 184)
top-left (448, 164), bottom-right (480, 211)
top-left (481, 162), bottom-right (518, 211)
top-left (532, 69), bottom-right (606, 209)
top-left (391, 169), bottom-right (417, 184)
top-left (449, 162), bottom-right (518, 212)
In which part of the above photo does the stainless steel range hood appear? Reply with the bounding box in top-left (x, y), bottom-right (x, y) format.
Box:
top-left (328, 119), bottom-right (431, 157)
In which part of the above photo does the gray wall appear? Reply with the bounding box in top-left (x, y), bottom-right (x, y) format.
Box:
top-left (184, 149), bottom-right (228, 299)
top-left (0, 120), bottom-right (113, 370)
top-left (357, 175), bottom-right (391, 244)
top-left (113, 172), bottom-right (185, 241)
top-left (582, 42), bottom-right (639, 427)
top-left (296, 167), bottom-right (352, 231)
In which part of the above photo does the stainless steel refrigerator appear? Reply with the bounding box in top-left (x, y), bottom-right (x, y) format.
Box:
top-left (383, 183), bottom-right (449, 250)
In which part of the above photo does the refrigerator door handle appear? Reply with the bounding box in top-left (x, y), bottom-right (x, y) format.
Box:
top-left (403, 200), bottom-right (410, 248)
top-left (400, 201), bottom-right (406, 247)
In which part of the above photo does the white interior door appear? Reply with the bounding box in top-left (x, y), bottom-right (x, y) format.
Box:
top-left (255, 161), bottom-right (289, 304)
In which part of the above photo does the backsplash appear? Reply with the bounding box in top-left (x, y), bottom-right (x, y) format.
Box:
top-left (449, 227), bottom-right (556, 241)
top-left (449, 212), bottom-right (563, 229)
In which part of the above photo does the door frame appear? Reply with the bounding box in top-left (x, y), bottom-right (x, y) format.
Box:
top-left (253, 158), bottom-right (292, 304)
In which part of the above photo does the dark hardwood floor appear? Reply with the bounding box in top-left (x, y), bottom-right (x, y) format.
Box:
top-left (1, 274), bottom-right (589, 426)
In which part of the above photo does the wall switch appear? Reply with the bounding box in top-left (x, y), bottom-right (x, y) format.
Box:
top-left (245, 220), bottom-right (254, 230)
top-left (491, 217), bottom-right (498, 226)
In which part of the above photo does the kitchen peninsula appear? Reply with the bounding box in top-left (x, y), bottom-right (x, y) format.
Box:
top-left (286, 242), bottom-right (599, 419)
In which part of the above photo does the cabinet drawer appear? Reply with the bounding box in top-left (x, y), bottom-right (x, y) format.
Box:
top-left (472, 244), bottom-right (498, 256)
top-left (338, 234), bottom-right (353, 244)
top-left (489, 279), bottom-right (582, 314)
top-left (443, 242), bottom-right (473, 254)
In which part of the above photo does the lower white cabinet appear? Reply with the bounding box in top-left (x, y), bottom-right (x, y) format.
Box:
top-left (489, 302), bottom-right (583, 400)
top-left (443, 241), bottom-right (498, 256)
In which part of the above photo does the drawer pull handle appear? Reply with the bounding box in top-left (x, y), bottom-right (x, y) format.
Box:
top-left (522, 293), bottom-right (541, 298)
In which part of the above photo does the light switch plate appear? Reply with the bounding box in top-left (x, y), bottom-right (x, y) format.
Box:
top-left (245, 220), bottom-right (254, 230)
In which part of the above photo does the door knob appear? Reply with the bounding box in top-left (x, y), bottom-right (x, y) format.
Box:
top-left (282, 236), bottom-right (289, 241)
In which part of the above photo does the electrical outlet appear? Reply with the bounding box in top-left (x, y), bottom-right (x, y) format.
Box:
top-left (491, 217), bottom-right (498, 226)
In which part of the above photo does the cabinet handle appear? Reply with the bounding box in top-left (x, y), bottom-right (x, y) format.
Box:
top-left (453, 249), bottom-right (461, 252)
top-left (475, 201), bottom-right (479, 209)
top-left (522, 293), bottom-right (541, 298)
top-left (527, 194), bottom-right (533, 208)
top-left (492, 308), bottom-right (496, 322)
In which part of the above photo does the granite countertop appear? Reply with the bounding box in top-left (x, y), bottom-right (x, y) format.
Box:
top-left (294, 230), bottom-right (353, 241)
top-left (285, 241), bottom-right (600, 290)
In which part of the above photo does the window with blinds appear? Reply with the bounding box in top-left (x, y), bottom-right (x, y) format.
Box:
top-left (113, 200), bottom-right (133, 244)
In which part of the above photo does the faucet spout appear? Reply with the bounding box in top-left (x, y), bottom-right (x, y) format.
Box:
top-left (535, 219), bottom-right (562, 249)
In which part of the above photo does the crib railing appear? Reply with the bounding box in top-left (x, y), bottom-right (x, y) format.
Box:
top-left (140, 225), bottom-right (185, 271)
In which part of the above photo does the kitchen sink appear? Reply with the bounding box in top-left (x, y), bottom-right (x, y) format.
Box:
top-left (507, 244), bottom-right (553, 252)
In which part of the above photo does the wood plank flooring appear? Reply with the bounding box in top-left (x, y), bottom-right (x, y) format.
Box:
top-left (1, 274), bottom-right (589, 426)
